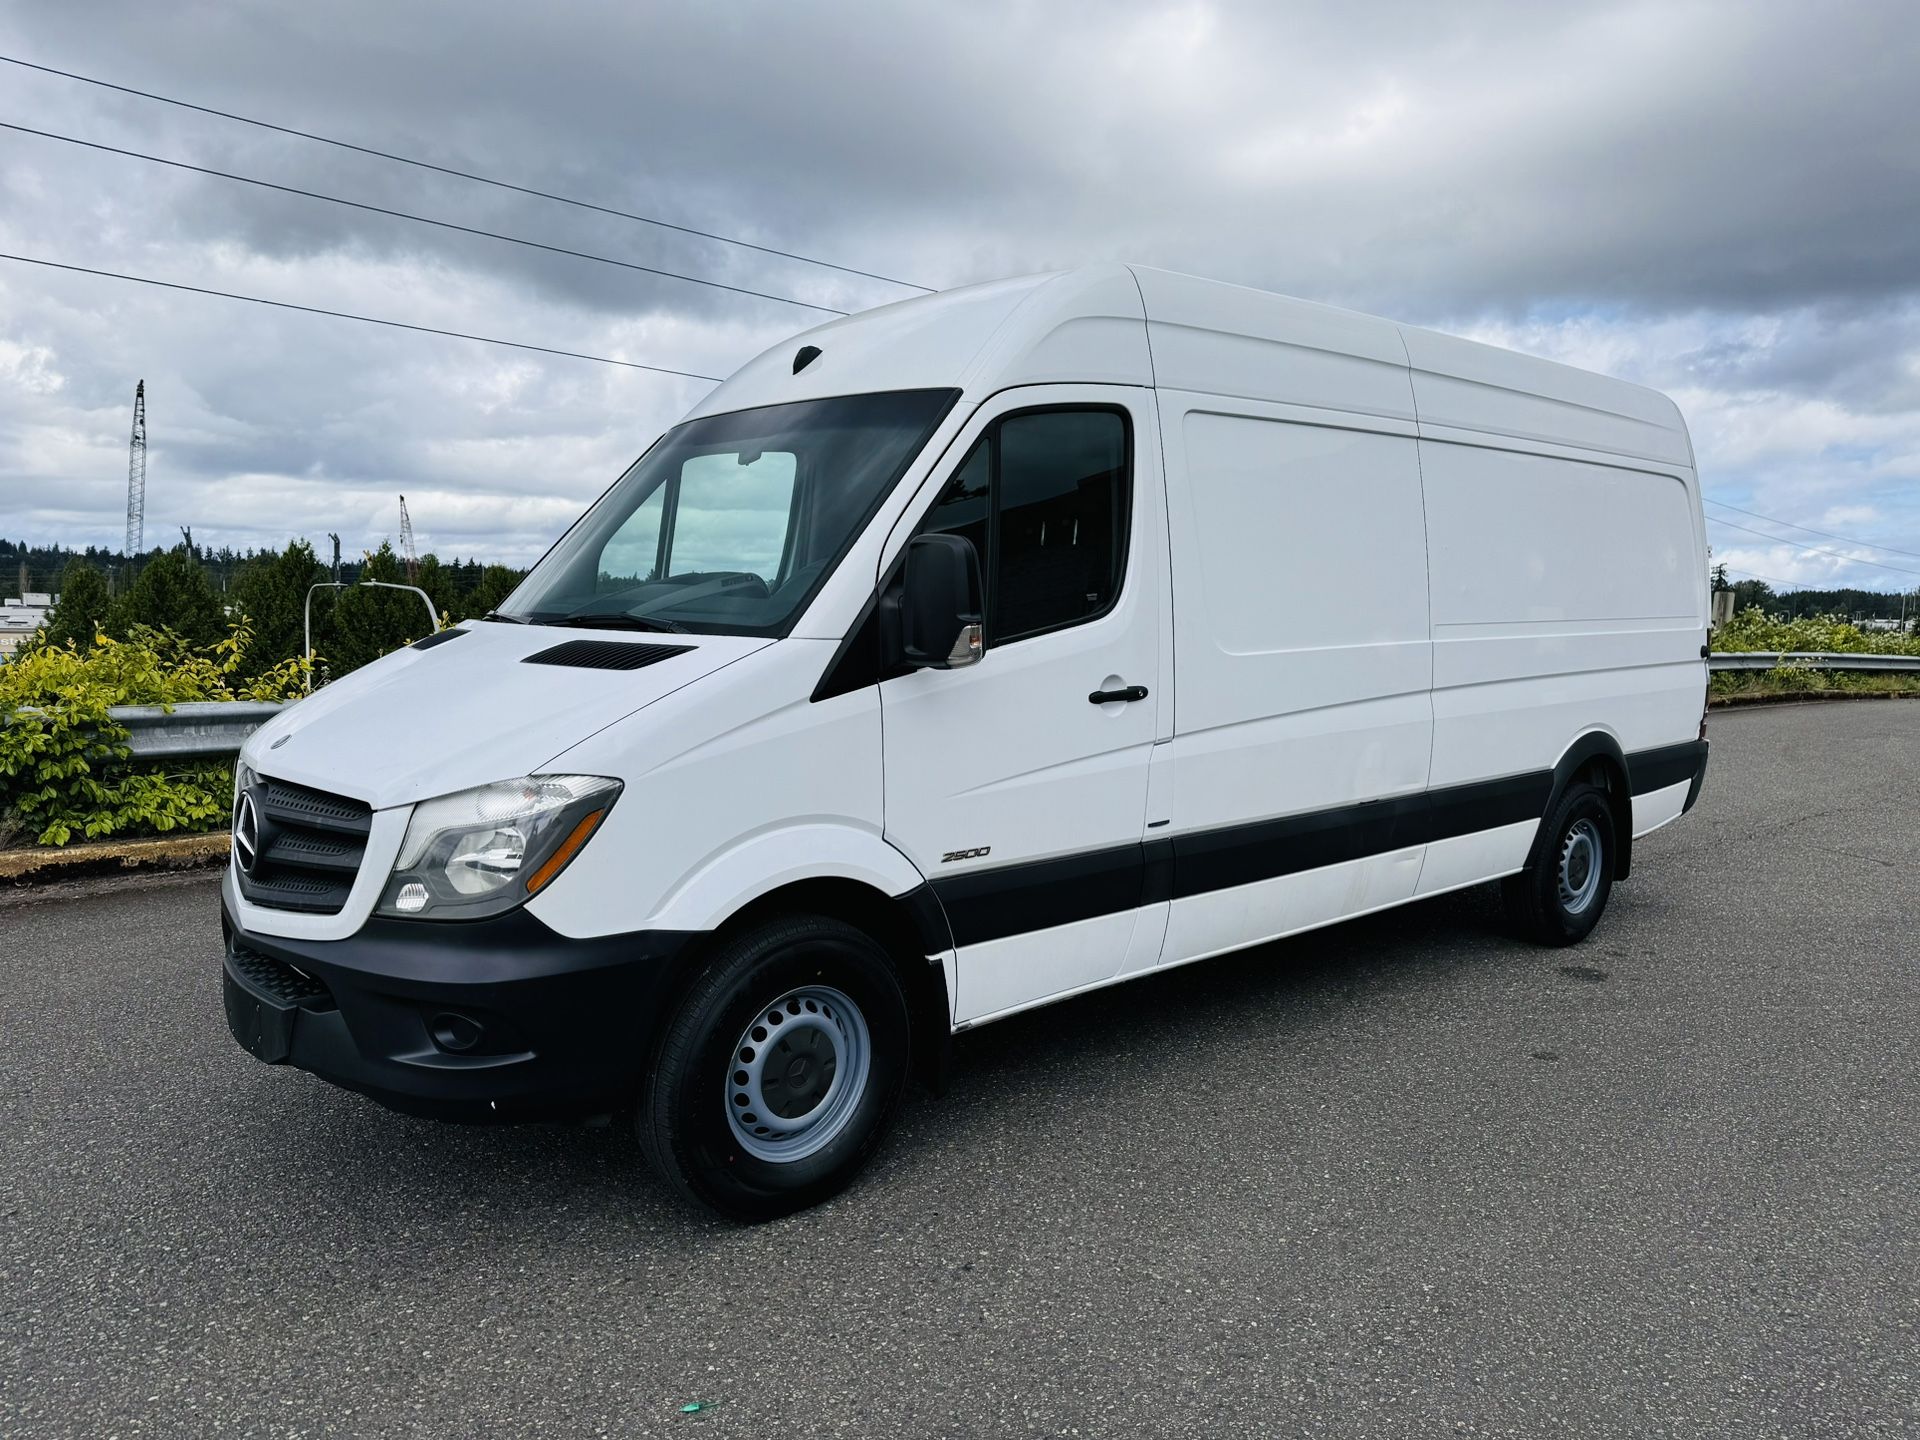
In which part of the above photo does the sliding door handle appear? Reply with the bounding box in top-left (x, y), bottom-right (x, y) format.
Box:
top-left (1088, 684), bottom-right (1149, 705)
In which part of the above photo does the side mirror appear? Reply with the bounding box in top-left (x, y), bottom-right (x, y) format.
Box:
top-left (900, 533), bottom-right (984, 669)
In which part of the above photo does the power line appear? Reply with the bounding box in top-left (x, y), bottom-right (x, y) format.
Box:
top-left (0, 52), bottom-right (935, 295)
top-left (0, 252), bottom-right (722, 380)
top-left (1705, 514), bottom-right (1920, 579)
top-left (1705, 496), bottom-right (1920, 562)
top-left (1722, 565), bottom-right (1808, 590)
top-left (0, 121), bottom-right (846, 317)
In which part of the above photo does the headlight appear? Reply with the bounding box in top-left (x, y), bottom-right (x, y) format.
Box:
top-left (376, 774), bottom-right (621, 921)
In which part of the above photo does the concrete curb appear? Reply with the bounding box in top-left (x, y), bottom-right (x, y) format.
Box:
top-left (0, 832), bottom-right (230, 887)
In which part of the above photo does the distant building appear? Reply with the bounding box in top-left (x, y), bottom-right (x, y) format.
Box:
top-left (0, 592), bottom-right (56, 658)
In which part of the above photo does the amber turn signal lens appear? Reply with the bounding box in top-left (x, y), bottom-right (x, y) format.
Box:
top-left (524, 808), bottom-right (606, 895)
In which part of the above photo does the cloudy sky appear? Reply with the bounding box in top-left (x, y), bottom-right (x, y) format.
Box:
top-left (2, 0), bottom-right (1918, 591)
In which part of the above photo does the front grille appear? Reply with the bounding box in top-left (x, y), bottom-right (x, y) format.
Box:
top-left (235, 775), bottom-right (373, 915)
top-left (228, 939), bottom-right (334, 1009)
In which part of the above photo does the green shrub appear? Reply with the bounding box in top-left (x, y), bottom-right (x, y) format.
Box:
top-left (0, 622), bottom-right (310, 847)
top-left (1712, 608), bottom-right (1920, 656)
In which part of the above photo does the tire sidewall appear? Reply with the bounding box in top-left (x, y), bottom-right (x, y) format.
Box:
top-left (657, 921), bottom-right (910, 1217)
top-left (1539, 784), bottom-right (1616, 943)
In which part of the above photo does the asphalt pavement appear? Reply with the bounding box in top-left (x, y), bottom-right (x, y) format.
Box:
top-left (3, 700), bottom-right (1916, 1438)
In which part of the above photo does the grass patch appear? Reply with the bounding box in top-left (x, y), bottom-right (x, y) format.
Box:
top-left (1711, 670), bottom-right (1920, 705)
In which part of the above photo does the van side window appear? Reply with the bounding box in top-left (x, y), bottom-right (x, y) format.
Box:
top-left (920, 407), bottom-right (1129, 644)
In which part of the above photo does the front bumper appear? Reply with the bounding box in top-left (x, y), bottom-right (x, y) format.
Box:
top-left (221, 897), bottom-right (697, 1121)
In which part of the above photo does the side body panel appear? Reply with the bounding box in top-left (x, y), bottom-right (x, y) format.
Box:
top-left (1151, 392), bottom-right (1434, 970)
top-left (534, 639), bottom-right (917, 940)
top-left (1407, 317), bottom-right (1709, 856)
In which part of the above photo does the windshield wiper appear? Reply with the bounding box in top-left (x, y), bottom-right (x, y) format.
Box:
top-left (480, 611), bottom-right (529, 624)
top-left (538, 612), bottom-right (688, 634)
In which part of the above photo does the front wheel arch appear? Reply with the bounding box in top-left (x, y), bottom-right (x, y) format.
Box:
top-left (653, 878), bottom-right (953, 1099)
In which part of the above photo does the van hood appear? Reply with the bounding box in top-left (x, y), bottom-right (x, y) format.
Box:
top-left (242, 623), bottom-right (772, 810)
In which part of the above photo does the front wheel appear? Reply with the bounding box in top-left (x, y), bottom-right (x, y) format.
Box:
top-left (1502, 781), bottom-right (1617, 946)
top-left (637, 915), bottom-right (911, 1221)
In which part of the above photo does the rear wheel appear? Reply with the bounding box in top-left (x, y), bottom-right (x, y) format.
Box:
top-left (638, 914), bottom-right (911, 1221)
top-left (1502, 781), bottom-right (1617, 946)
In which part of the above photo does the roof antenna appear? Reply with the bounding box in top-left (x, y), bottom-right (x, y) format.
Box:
top-left (792, 345), bottom-right (821, 374)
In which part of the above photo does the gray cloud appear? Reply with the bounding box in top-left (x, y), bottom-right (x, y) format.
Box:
top-left (2, 0), bottom-right (1918, 586)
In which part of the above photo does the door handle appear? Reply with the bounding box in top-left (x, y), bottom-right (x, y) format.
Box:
top-left (1088, 684), bottom-right (1149, 705)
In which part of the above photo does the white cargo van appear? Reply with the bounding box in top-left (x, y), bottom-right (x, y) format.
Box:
top-left (222, 266), bottom-right (1710, 1219)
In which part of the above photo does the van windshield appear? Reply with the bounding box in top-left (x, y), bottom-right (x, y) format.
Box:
top-left (496, 389), bottom-right (959, 637)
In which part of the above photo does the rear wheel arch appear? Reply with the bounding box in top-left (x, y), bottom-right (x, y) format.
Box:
top-left (1529, 732), bottom-right (1635, 881)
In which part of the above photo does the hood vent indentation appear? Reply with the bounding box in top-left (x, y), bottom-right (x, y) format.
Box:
top-left (411, 628), bottom-right (469, 651)
top-left (522, 639), bottom-right (693, 671)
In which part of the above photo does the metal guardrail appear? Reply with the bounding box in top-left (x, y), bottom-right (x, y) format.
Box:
top-left (1709, 651), bottom-right (1920, 673)
top-left (109, 701), bottom-right (288, 760)
top-left (56, 652), bottom-right (1916, 763)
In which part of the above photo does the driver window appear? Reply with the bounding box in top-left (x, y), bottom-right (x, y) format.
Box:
top-left (668, 451), bottom-right (799, 583)
top-left (918, 408), bottom-right (1129, 644)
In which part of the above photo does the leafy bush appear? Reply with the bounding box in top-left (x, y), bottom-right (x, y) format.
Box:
top-left (1710, 607), bottom-right (1920, 703)
top-left (1712, 608), bottom-right (1920, 656)
top-left (0, 622), bottom-right (310, 847)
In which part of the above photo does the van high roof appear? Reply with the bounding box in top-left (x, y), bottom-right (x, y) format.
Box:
top-left (691, 263), bottom-right (1692, 470)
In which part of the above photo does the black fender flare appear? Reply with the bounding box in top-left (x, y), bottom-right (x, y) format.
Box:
top-left (1524, 732), bottom-right (1635, 882)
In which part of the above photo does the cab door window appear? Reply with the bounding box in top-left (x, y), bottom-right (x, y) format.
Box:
top-left (919, 407), bottom-right (1129, 644)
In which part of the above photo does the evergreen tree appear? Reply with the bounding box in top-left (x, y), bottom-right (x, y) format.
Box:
top-left (413, 553), bottom-right (456, 621)
top-left (231, 540), bottom-right (325, 675)
top-left (463, 563), bottom-right (527, 619)
top-left (324, 542), bottom-right (435, 673)
top-left (109, 546), bottom-right (227, 645)
top-left (41, 558), bottom-right (113, 649)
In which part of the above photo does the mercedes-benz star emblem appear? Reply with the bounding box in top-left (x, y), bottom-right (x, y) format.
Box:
top-left (234, 792), bottom-right (260, 875)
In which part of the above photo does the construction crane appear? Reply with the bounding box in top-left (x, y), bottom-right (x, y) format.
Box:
top-left (397, 494), bottom-right (419, 581)
top-left (125, 380), bottom-right (147, 555)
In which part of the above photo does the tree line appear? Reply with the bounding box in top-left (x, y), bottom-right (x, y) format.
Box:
top-left (25, 539), bottom-right (527, 681)
top-left (1715, 574), bottom-right (1919, 625)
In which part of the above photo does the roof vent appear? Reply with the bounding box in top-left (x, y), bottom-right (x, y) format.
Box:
top-left (522, 639), bottom-right (692, 671)
top-left (792, 345), bottom-right (822, 374)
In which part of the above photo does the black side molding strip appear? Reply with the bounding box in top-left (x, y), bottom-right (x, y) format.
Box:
top-left (930, 741), bottom-right (1703, 946)
top-left (1628, 739), bottom-right (1709, 796)
top-left (934, 841), bottom-right (1146, 947)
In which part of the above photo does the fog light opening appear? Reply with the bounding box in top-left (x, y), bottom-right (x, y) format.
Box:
top-left (429, 1012), bottom-right (485, 1053)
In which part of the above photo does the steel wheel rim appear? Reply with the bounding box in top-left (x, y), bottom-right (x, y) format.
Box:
top-left (1558, 818), bottom-right (1603, 914)
top-left (725, 985), bottom-right (870, 1163)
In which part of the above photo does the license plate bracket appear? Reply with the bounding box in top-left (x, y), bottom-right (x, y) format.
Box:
top-left (224, 968), bottom-right (298, 1063)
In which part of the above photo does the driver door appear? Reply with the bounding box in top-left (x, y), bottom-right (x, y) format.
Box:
top-left (880, 387), bottom-right (1170, 1024)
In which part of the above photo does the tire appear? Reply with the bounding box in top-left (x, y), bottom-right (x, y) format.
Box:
top-left (1502, 781), bottom-right (1617, 946)
top-left (638, 914), bottom-right (912, 1221)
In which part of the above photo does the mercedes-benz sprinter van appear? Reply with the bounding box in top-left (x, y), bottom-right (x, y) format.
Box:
top-left (221, 266), bottom-right (1710, 1219)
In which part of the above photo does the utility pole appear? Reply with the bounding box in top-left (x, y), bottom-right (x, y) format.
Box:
top-left (327, 533), bottom-right (342, 584)
top-left (125, 380), bottom-right (147, 556)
